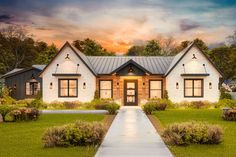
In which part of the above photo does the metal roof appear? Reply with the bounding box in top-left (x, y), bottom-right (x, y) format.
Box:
top-left (88, 56), bottom-right (174, 74)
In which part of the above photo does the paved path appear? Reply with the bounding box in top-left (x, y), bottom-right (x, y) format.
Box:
top-left (41, 110), bottom-right (107, 114)
top-left (95, 106), bottom-right (173, 157)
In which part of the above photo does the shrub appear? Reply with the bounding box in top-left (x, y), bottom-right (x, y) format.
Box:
top-left (163, 121), bottom-right (223, 145)
top-left (29, 98), bottom-right (46, 109)
top-left (42, 121), bottom-right (105, 147)
top-left (220, 88), bottom-right (232, 100)
top-left (222, 108), bottom-right (236, 121)
top-left (48, 101), bottom-right (64, 109)
top-left (63, 101), bottom-right (80, 109)
top-left (0, 88), bottom-right (16, 105)
top-left (0, 105), bottom-right (16, 121)
top-left (215, 99), bottom-right (236, 108)
top-left (142, 102), bottom-right (156, 114)
top-left (10, 108), bottom-right (40, 121)
top-left (92, 99), bottom-right (112, 110)
top-left (163, 90), bottom-right (169, 100)
top-left (16, 99), bottom-right (34, 106)
top-left (105, 103), bottom-right (120, 114)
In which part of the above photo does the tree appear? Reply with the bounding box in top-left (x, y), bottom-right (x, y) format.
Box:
top-left (126, 45), bottom-right (144, 56)
top-left (160, 37), bottom-right (178, 55)
top-left (208, 46), bottom-right (236, 79)
top-left (176, 38), bottom-right (208, 53)
top-left (143, 40), bottom-right (162, 56)
top-left (35, 44), bottom-right (57, 64)
top-left (73, 38), bottom-right (115, 56)
top-left (227, 30), bottom-right (236, 47)
top-left (0, 25), bottom-right (38, 74)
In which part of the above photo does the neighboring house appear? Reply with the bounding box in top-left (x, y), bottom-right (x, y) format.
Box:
top-left (1, 65), bottom-right (45, 99)
top-left (38, 41), bottom-right (222, 105)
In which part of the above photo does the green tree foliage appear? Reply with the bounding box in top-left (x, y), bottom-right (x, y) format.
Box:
top-left (176, 38), bottom-right (209, 53)
top-left (126, 45), bottom-right (144, 56)
top-left (143, 40), bottom-right (162, 56)
top-left (73, 38), bottom-right (115, 56)
top-left (126, 40), bottom-right (162, 56)
top-left (0, 25), bottom-right (58, 75)
top-left (0, 26), bottom-right (38, 74)
top-left (208, 46), bottom-right (236, 79)
top-left (35, 44), bottom-right (58, 64)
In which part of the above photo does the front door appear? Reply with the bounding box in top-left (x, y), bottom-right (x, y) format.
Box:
top-left (124, 80), bottom-right (138, 106)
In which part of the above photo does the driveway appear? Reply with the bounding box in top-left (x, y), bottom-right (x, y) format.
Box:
top-left (95, 106), bottom-right (173, 157)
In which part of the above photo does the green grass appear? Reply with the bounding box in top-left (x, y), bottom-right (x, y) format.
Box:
top-left (0, 114), bottom-right (105, 157)
top-left (153, 109), bottom-right (236, 157)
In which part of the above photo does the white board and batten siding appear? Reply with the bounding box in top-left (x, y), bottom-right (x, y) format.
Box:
top-left (41, 46), bottom-right (96, 103)
top-left (166, 46), bottom-right (221, 102)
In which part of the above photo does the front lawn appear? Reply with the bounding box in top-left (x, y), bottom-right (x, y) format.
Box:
top-left (0, 114), bottom-right (105, 157)
top-left (153, 109), bottom-right (236, 157)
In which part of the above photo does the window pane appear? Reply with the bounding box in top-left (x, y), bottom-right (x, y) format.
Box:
top-left (26, 82), bottom-right (30, 95)
top-left (60, 80), bottom-right (68, 88)
top-left (185, 88), bottom-right (193, 96)
top-left (100, 90), bottom-right (111, 98)
top-left (100, 81), bottom-right (111, 90)
top-left (150, 81), bottom-right (161, 90)
top-left (60, 89), bottom-right (68, 96)
top-left (185, 80), bottom-right (192, 88)
top-left (69, 88), bottom-right (77, 96)
top-left (69, 80), bottom-right (76, 88)
top-left (194, 80), bottom-right (202, 88)
top-left (127, 82), bottom-right (135, 89)
top-left (194, 88), bottom-right (202, 96)
top-left (150, 90), bottom-right (162, 99)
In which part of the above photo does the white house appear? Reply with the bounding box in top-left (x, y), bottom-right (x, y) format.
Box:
top-left (37, 41), bottom-right (222, 105)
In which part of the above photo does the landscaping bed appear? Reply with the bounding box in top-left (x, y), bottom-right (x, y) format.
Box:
top-left (151, 109), bottom-right (236, 157)
top-left (0, 114), bottom-right (113, 157)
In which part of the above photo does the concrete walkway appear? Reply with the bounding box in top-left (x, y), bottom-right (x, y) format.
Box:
top-left (41, 110), bottom-right (107, 114)
top-left (95, 107), bottom-right (173, 157)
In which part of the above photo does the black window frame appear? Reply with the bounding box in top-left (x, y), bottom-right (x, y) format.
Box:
top-left (149, 80), bottom-right (163, 99)
top-left (99, 80), bottom-right (113, 99)
top-left (184, 79), bottom-right (204, 97)
top-left (25, 82), bottom-right (40, 96)
top-left (58, 79), bottom-right (78, 98)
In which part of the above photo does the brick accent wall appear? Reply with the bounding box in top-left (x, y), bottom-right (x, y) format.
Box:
top-left (96, 75), bottom-right (165, 106)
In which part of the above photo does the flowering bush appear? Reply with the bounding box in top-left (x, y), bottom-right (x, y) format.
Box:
top-left (10, 108), bottom-right (40, 121)
top-left (42, 120), bottom-right (105, 147)
top-left (163, 121), bottom-right (223, 145)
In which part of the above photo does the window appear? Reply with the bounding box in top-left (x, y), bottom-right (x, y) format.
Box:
top-left (184, 79), bottom-right (203, 97)
top-left (26, 82), bottom-right (40, 96)
top-left (99, 80), bottom-right (112, 98)
top-left (59, 79), bottom-right (77, 97)
top-left (149, 80), bottom-right (162, 99)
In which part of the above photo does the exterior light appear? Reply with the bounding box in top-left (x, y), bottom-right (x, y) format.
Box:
top-left (50, 82), bottom-right (53, 89)
top-left (209, 82), bottom-right (212, 89)
top-left (83, 82), bottom-right (86, 89)
top-left (143, 82), bottom-right (145, 86)
top-left (192, 54), bottom-right (197, 59)
top-left (176, 82), bottom-right (179, 89)
top-left (128, 66), bottom-right (134, 74)
top-left (117, 82), bottom-right (119, 88)
top-left (13, 84), bottom-right (17, 90)
top-left (65, 54), bottom-right (70, 60)
top-left (29, 74), bottom-right (37, 83)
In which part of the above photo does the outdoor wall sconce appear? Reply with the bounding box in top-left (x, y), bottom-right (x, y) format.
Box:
top-left (83, 82), bottom-right (86, 89)
top-left (65, 54), bottom-right (70, 60)
top-left (13, 84), bottom-right (16, 90)
top-left (209, 82), bottom-right (212, 89)
top-left (128, 66), bottom-right (134, 74)
top-left (176, 82), bottom-right (179, 89)
top-left (143, 82), bottom-right (145, 86)
top-left (117, 82), bottom-right (119, 88)
top-left (50, 82), bottom-right (53, 89)
top-left (192, 54), bottom-right (197, 59)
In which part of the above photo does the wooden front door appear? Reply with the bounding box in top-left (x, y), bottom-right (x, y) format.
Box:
top-left (124, 80), bottom-right (138, 106)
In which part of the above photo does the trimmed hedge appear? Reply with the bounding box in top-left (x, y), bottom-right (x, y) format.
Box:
top-left (42, 120), bottom-right (105, 147)
top-left (10, 108), bottom-right (40, 121)
top-left (222, 108), bottom-right (236, 121)
top-left (142, 99), bottom-right (172, 114)
top-left (163, 121), bottom-right (223, 145)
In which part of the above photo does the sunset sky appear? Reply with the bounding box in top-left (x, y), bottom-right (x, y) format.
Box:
top-left (0, 0), bottom-right (236, 53)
